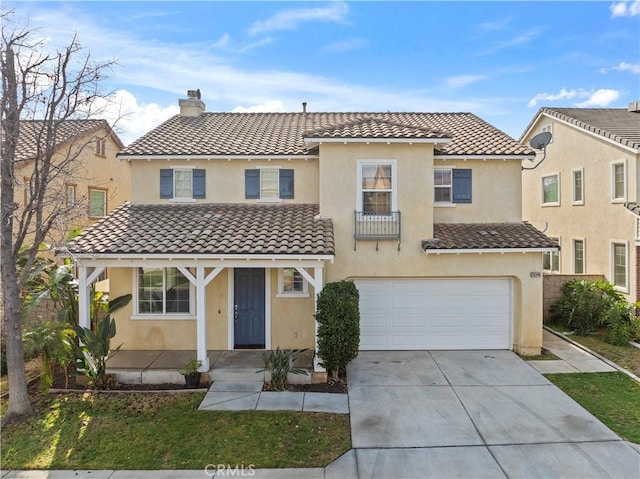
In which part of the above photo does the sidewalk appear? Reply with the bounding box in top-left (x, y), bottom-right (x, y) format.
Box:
top-left (527, 328), bottom-right (618, 374)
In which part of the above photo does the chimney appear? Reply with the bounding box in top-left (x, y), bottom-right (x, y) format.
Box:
top-left (179, 89), bottom-right (205, 116)
top-left (628, 101), bottom-right (640, 113)
top-left (302, 101), bottom-right (307, 113)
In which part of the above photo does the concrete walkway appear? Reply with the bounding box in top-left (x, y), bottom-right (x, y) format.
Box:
top-left (527, 329), bottom-right (617, 374)
top-left (197, 381), bottom-right (349, 414)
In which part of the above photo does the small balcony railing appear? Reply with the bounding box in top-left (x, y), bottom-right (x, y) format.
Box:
top-left (354, 211), bottom-right (401, 249)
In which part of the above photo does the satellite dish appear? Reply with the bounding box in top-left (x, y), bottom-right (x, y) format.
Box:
top-left (529, 131), bottom-right (552, 150)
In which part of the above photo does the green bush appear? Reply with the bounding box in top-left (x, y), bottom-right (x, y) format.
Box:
top-left (550, 279), bottom-right (625, 335)
top-left (315, 280), bottom-right (360, 380)
top-left (602, 301), bottom-right (640, 346)
top-left (257, 347), bottom-right (308, 391)
top-left (75, 315), bottom-right (120, 389)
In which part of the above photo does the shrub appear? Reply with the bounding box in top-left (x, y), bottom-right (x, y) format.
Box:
top-left (75, 315), bottom-right (120, 389)
top-left (257, 347), bottom-right (308, 391)
top-left (550, 279), bottom-right (624, 335)
top-left (602, 301), bottom-right (640, 346)
top-left (315, 280), bottom-right (360, 380)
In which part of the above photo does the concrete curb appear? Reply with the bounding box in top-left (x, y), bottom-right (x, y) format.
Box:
top-left (543, 326), bottom-right (640, 383)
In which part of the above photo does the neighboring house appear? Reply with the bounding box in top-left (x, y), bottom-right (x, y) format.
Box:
top-left (521, 103), bottom-right (640, 304)
top-left (67, 90), bottom-right (556, 374)
top-left (13, 119), bottom-right (130, 252)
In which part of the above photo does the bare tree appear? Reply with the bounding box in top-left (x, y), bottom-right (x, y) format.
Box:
top-left (1, 13), bottom-right (117, 420)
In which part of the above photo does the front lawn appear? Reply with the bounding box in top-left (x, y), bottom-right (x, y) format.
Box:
top-left (1, 391), bottom-right (351, 470)
top-left (546, 372), bottom-right (640, 444)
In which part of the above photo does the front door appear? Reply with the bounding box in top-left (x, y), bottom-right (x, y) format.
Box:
top-left (234, 268), bottom-right (265, 349)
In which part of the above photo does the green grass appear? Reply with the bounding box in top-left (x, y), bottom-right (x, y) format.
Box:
top-left (546, 325), bottom-right (640, 376)
top-left (1, 392), bottom-right (351, 470)
top-left (546, 372), bottom-right (640, 444)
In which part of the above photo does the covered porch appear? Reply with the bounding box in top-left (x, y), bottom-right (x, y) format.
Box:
top-left (106, 349), bottom-right (316, 385)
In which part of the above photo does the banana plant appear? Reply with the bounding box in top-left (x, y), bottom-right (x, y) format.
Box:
top-left (75, 315), bottom-right (121, 389)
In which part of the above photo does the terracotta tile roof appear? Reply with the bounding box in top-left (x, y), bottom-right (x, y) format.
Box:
top-left (525, 107), bottom-right (640, 151)
top-left (422, 223), bottom-right (558, 251)
top-left (12, 120), bottom-right (123, 162)
top-left (67, 202), bottom-right (334, 256)
top-left (119, 112), bottom-right (533, 158)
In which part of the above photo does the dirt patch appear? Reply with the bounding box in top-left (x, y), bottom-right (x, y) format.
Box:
top-left (264, 378), bottom-right (347, 394)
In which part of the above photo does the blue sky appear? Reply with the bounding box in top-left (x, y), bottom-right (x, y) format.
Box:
top-left (5, 1), bottom-right (640, 145)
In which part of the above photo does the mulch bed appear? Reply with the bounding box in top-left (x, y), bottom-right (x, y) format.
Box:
top-left (266, 378), bottom-right (347, 394)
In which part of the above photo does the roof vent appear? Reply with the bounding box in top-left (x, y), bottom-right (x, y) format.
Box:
top-left (628, 101), bottom-right (640, 113)
top-left (179, 89), bottom-right (205, 117)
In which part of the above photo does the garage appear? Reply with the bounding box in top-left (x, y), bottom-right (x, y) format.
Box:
top-left (356, 278), bottom-right (512, 350)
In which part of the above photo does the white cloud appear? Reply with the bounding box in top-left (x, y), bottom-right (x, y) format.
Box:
top-left (601, 61), bottom-right (640, 74)
top-left (480, 27), bottom-right (545, 55)
top-left (444, 75), bottom-right (488, 90)
top-left (232, 100), bottom-right (287, 113)
top-left (527, 88), bottom-right (577, 107)
top-left (248, 2), bottom-right (348, 36)
top-left (575, 89), bottom-right (620, 107)
top-left (610, 1), bottom-right (640, 17)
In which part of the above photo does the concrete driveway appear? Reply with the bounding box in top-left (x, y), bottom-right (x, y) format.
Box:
top-left (340, 350), bottom-right (640, 479)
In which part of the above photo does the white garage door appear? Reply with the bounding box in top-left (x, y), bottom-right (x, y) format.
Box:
top-left (356, 278), bottom-right (512, 350)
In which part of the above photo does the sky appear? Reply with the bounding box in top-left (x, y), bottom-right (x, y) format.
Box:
top-left (4, 1), bottom-right (640, 145)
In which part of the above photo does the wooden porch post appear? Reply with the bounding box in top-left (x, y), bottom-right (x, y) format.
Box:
top-left (196, 266), bottom-right (209, 372)
top-left (313, 266), bottom-right (325, 373)
top-left (78, 266), bottom-right (90, 329)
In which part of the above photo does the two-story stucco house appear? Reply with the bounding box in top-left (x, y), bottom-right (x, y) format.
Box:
top-left (521, 103), bottom-right (640, 304)
top-left (67, 91), bottom-right (556, 375)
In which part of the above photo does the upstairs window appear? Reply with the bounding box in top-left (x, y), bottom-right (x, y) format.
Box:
top-left (160, 168), bottom-right (206, 200)
top-left (88, 187), bottom-right (107, 217)
top-left (572, 169), bottom-right (584, 205)
top-left (245, 168), bottom-right (294, 200)
top-left (541, 173), bottom-right (560, 206)
top-left (95, 138), bottom-right (106, 157)
top-left (66, 184), bottom-right (76, 207)
top-left (543, 237), bottom-right (560, 272)
top-left (612, 161), bottom-right (626, 202)
top-left (434, 168), bottom-right (472, 204)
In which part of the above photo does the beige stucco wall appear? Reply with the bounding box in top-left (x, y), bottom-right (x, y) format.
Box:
top-left (15, 128), bottom-right (130, 247)
top-left (522, 117), bottom-right (638, 302)
top-left (129, 158), bottom-right (319, 204)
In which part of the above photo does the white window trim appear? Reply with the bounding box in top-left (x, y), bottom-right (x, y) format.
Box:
top-left (572, 237), bottom-right (586, 274)
top-left (131, 268), bottom-right (196, 320)
top-left (611, 160), bottom-right (627, 203)
top-left (276, 268), bottom-right (310, 298)
top-left (255, 166), bottom-right (284, 203)
top-left (541, 172), bottom-right (560, 207)
top-left (571, 168), bottom-right (584, 206)
top-left (434, 166), bottom-right (457, 207)
top-left (610, 240), bottom-right (629, 293)
top-left (356, 159), bottom-right (397, 213)
top-left (543, 236), bottom-right (561, 273)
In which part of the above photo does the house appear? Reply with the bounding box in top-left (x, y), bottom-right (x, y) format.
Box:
top-left (520, 103), bottom-right (640, 305)
top-left (66, 90), bottom-right (556, 376)
top-left (14, 119), bottom-right (130, 252)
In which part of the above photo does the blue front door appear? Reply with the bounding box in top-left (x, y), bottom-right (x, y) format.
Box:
top-left (234, 268), bottom-right (265, 349)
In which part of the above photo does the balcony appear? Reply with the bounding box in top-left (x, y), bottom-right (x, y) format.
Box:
top-left (354, 211), bottom-right (401, 250)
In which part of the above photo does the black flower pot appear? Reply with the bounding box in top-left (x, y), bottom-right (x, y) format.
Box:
top-left (184, 372), bottom-right (201, 388)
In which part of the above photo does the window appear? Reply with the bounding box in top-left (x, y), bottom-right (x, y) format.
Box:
top-left (541, 173), bottom-right (560, 206)
top-left (137, 267), bottom-right (193, 315)
top-left (612, 242), bottom-right (628, 290)
top-left (612, 162), bottom-right (626, 202)
top-left (95, 138), bottom-right (106, 156)
top-left (543, 237), bottom-right (560, 272)
top-left (160, 168), bottom-right (206, 200)
top-left (88, 188), bottom-right (107, 217)
top-left (278, 268), bottom-right (308, 296)
top-left (572, 169), bottom-right (584, 205)
top-left (245, 168), bottom-right (294, 200)
top-left (66, 184), bottom-right (76, 207)
top-left (573, 239), bottom-right (585, 274)
top-left (434, 168), bottom-right (472, 204)
top-left (361, 162), bottom-right (393, 213)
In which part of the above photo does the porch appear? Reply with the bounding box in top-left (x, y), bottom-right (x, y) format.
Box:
top-left (106, 349), bottom-right (316, 385)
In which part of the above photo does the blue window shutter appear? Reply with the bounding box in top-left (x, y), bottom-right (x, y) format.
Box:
top-left (245, 169), bottom-right (260, 199)
top-left (279, 169), bottom-right (294, 199)
top-left (452, 169), bottom-right (472, 203)
top-left (192, 169), bottom-right (206, 199)
top-left (160, 169), bottom-right (173, 198)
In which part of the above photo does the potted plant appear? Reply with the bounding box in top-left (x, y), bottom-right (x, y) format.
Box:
top-left (178, 359), bottom-right (202, 388)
